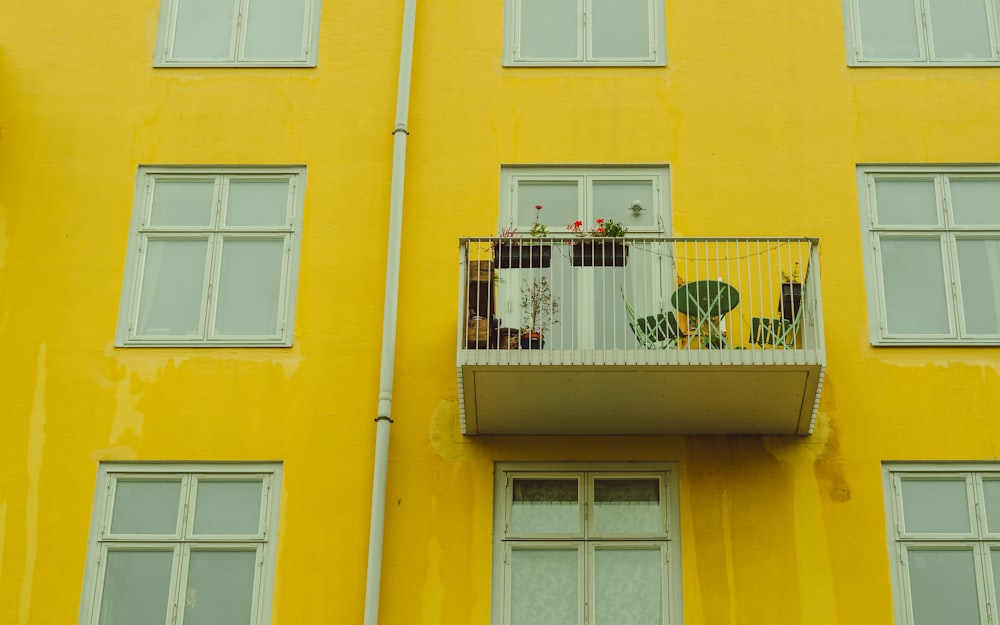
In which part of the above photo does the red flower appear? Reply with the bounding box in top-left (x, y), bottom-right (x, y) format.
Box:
top-left (535, 204), bottom-right (543, 210)
top-left (596, 218), bottom-right (604, 224)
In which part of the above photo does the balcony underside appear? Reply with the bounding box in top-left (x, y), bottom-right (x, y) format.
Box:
top-left (459, 349), bottom-right (823, 436)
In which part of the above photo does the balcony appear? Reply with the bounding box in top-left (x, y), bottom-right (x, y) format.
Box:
top-left (457, 237), bottom-right (826, 436)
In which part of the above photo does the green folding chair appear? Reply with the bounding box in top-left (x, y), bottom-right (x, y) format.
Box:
top-left (622, 289), bottom-right (684, 349)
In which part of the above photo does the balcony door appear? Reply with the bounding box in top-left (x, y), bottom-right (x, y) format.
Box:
top-left (497, 167), bottom-right (671, 349)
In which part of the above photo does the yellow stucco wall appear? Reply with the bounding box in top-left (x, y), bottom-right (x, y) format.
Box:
top-left (1, 1), bottom-right (999, 624)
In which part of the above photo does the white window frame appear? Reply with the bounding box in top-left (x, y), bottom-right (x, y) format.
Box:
top-left (502, 0), bottom-right (667, 67)
top-left (491, 462), bottom-right (682, 625)
top-left (883, 463), bottom-right (1000, 625)
top-left (115, 166), bottom-right (306, 347)
top-left (844, 0), bottom-right (1000, 66)
top-left (497, 166), bottom-right (672, 349)
top-left (78, 462), bottom-right (282, 625)
top-left (858, 166), bottom-right (1000, 346)
top-left (154, 0), bottom-right (322, 67)
top-left (499, 166), bottom-right (671, 235)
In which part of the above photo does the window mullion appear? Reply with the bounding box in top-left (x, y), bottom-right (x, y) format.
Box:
top-left (917, 0), bottom-right (931, 60)
top-left (233, 0), bottom-right (247, 62)
top-left (202, 233), bottom-right (222, 340)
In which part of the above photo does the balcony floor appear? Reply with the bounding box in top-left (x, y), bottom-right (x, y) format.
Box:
top-left (459, 349), bottom-right (823, 436)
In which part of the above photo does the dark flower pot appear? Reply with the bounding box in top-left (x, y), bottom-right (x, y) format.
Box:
top-left (779, 282), bottom-right (802, 323)
top-left (494, 240), bottom-right (553, 269)
top-left (519, 332), bottom-right (545, 349)
top-left (570, 240), bottom-right (629, 267)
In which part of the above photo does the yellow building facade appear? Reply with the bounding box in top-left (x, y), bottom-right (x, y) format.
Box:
top-left (1, 1), bottom-right (999, 624)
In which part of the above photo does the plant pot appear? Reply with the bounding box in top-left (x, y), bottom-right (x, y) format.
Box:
top-left (779, 282), bottom-right (802, 323)
top-left (494, 240), bottom-right (553, 269)
top-left (570, 240), bottom-right (629, 267)
top-left (519, 332), bottom-right (545, 349)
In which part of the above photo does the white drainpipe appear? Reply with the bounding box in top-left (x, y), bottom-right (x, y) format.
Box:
top-left (363, 0), bottom-right (417, 624)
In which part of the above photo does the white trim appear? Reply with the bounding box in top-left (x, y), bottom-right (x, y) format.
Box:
top-left (857, 166), bottom-right (1000, 346)
top-left (503, 0), bottom-right (666, 67)
top-left (883, 463), bottom-right (1000, 625)
top-left (154, 0), bottom-right (322, 67)
top-left (844, 0), bottom-right (1000, 66)
top-left (491, 462), bottom-right (681, 625)
top-left (115, 166), bottom-right (306, 348)
top-left (78, 462), bottom-right (282, 625)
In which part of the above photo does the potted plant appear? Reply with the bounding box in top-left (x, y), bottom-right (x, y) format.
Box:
top-left (566, 218), bottom-right (629, 267)
top-left (779, 262), bottom-right (802, 323)
top-left (494, 205), bottom-right (553, 268)
top-left (520, 276), bottom-right (559, 349)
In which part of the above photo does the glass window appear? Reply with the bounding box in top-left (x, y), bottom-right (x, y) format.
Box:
top-left (157, 0), bottom-right (320, 67)
top-left (496, 466), bottom-right (679, 625)
top-left (117, 168), bottom-right (305, 347)
top-left (849, 0), bottom-right (1000, 65)
top-left (81, 464), bottom-right (281, 625)
top-left (886, 467), bottom-right (1000, 625)
top-left (862, 170), bottom-right (1000, 344)
top-left (507, 0), bottom-right (665, 66)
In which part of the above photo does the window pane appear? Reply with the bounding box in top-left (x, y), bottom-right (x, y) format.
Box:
top-left (193, 480), bottom-right (264, 535)
top-left (983, 479), bottom-right (1000, 533)
top-left (594, 548), bottom-right (662, 625)
top-left (949, 180), bottom-right (1000, 226)
top-left (906, 548), bottom-right (981, 625)
top-left (110, 479), bottom-right (182, 535)
top-left (991, 549), bottom-right (1000, 609)
top-left (226, 179), bottom-right (291, 227)
top-left (900, 478), bottom-right (971, 534)
top-left (593, 478), bottom-right (661, 534)
top-left (149, 179), bottom-right (215, 227)
top-left (879, 238), bottom-right (950, 335)
top-left (590, 0), bottom-right (651, 59)
top-left (956, 239), bottom-right (1000, 335)
top-left (856, 0), bottom-right (921, 59)
top-left (98, 551), bottom-right (174, 625)
top-left (214, 238), bottom-right (285, 337)
top-left (874, 179), bottom-right (939, 225)
top-left (172, 0), bottom-right (237, 60)
top-left (593, 180), bottom-right (655, 230)
top-left (136, 238), bottom-right (209, 337)
top-left (927, 0), bottom-right (992, 60)
top-left (517, 0), bottom-right (579, 60)
top-left (510, 548), bottom-right (578, 625)
top-left (516, 181), bottom-right (579, 231)
top-left (243, 0), bottom-right (308, 60)
top-left (511, 478), bottom-right (580, 534)
top-left (183, 550), bottom-right (257, 625)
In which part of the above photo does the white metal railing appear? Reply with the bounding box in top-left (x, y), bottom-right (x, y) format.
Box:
top-left (458, 237), bottom-right (823, 363)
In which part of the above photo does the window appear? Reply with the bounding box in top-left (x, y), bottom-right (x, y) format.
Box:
top-left (79, 463), bottom-right (282, 625)
top-left (492, 464), bottom-right (681, 625)
top-left (503, 0), bottom-right (666, 66)
top-left (497, 166), bottom-right (671, 349)
top-left (116, 167), bottom-right (306, 347)
top-left (884, 465), bottom-right (1000, 625)
top-left (500, 167), bottom-right (668, 235)
top-left (154, 0), bottom-right (322, 67)
top-left (845, 0), bottom-right (1000, 65)
top-left (859, 167), bottom-right (1000, 345)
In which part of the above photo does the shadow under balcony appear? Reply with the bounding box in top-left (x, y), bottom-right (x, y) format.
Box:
top-left (457, 237), bottom-right (826, 436)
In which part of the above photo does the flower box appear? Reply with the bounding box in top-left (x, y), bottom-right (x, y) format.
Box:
top-left (570, 240), bottom-right (629, 267)
top-left (779, 282), bottom-right (802, 323)
top-left (494, 240), bottom-right (553, 269)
